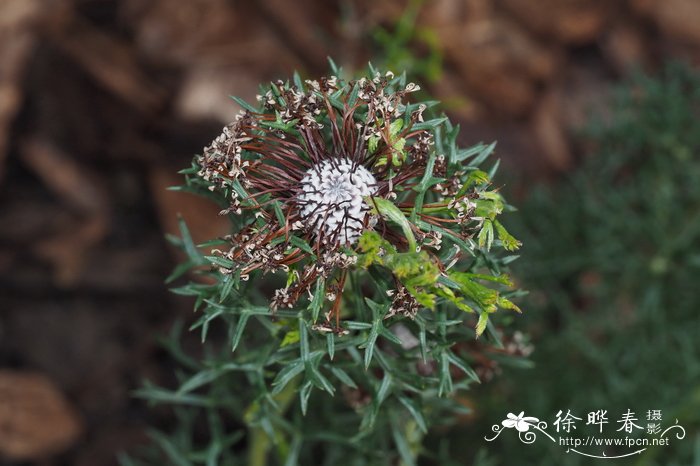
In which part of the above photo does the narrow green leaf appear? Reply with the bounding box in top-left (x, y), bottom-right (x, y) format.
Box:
top-left (205, 255), bottom-right (234, 268)
top-left (309, 367), bottom-right (335, 395)
top-left (370, 197), bottom-right (417, 251)
top-left (412, 117), bottom-right (448, 131)
top-left (330, 367), bottom-right (357, 388)
top-left (166, 261), bottom-right (195, 284)
top-left (177, 369), bottom-right (220, 395)
top-left (283, 435), bottom-right (302, 466)
top-left (476, 312), bottom-right (489, 337)
top-left (470, 141), bottom-right (497, 166)
top-left (364, 321), bottom-right (380, 369)
top-left (376, 372), bottom-right (393, 404)
top-left (293, 71), bottom-right (304, 91)
top-left (299, 380), bottom-right (313, 415)
top-left (299, 319), bottom-right (310, 362)
top-left (446, 350), bottom-right (480, 383)
top-left (229, 95), bottom-right (259, 113)
top-left (177, 216), bottom-right (204, 264)
top-left (398, 396), bottom-right (428, 433)
top-left (326, 332), bottom-right (335, 360)
top-left (289, 235), bottom-right (315, 256)
top-left (417, 319), bottom-right (428, 363)
top-left (390, 418), bottom-right (416, 466)
top-left (272, 360), bottom-right (304, 395)
top-left (494, 219), bottom-right (522, 251)
top-left (344, 321), bottom-right (373, 330)
top-left (219, 274), bottom-right (236, 302)
top-left (281, 329), bottom-right (300, 347)
top-left (478, 219), bottom-right (494, 251)
top-left (309, 279), bottom-right (325, 322)
top-left (148, 430), bottom-right (192, 466)
top-left (328, 56), bottom-right (341, 75)
top-left (379, 326), bottom-right (403, 346)
top-left (231, 313), bottom-right (250, 353)
top-left (273, 201), bottom-right (286, 227)
top-left (438, 351), bottom-right (453, 396)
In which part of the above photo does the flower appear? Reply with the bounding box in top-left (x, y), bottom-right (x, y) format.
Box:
top-left (297, 158), bottom-right (377, 245)
top-left (196, 71), bottom-right (520, 334)
top-left (502, 412), bottom-right (540, 432)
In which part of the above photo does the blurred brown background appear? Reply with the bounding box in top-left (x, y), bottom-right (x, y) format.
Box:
top-left (0, 0), bottom-right (698, 464)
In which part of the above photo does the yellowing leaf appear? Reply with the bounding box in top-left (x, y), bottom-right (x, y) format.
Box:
top-left (281, 330), bottom-right (300, 347)
top-left (476, 312), bottom-right (489, 337)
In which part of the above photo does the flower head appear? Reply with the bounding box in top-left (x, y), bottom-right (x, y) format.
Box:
top-left (196, 70), bottom-right (520, 334)
top-left (297, 158), bottom-right (377, 245)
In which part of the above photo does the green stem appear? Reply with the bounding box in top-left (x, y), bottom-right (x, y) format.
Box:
top-left (248, 428), bottom-right (269, 466)
top-left (248, 375), bottom-right (301, 466)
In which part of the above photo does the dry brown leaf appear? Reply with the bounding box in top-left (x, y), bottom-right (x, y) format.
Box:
top-left (499, 0), bottom-right (615, 44)
top-left (149, 164), bottom-right (230, 272)
top-left (176, 66), bottom-right (261, 123)
top-left (0, 0), bottom-right (43, 180)
top-left (20, 139), bottom-right (110, 285)
top-left (441, 18), bottom-right (558, 117)
top-left (0, 370), bottom-right (82, 460)
top-left (47, 16), bottom-right (166, 114)
top-left (603, 22), bottom-right (650, 73)
top-left (532, 89), bottom-right (573, 172)
top-left (632, 0), bottom-right (700, 46)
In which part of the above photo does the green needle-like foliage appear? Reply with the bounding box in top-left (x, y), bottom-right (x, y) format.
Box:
top-left (461, 63), bottom-right (700, 466)
top-left (125, 64), bottom-right (522, 466)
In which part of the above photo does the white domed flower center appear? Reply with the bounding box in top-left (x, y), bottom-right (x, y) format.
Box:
top-left (298, 158), bottom-right (377, 245)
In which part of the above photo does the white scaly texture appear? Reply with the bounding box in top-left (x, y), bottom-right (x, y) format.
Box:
top-left (298, 158), bottom-right (377, 245)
